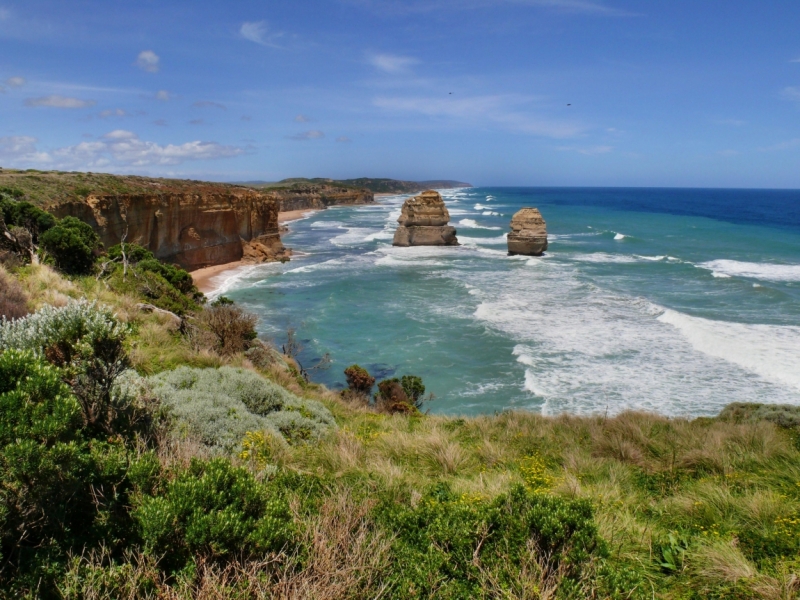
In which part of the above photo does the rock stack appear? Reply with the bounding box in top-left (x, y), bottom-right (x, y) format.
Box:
top-left (392, 190), bottom-right (459, 247)
top-left (507, 208), bottom-right (548, 256)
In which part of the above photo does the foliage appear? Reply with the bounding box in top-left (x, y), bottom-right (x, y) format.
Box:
top-left (344, 364), bottom-right (375, 395)
top-left (719, 402), bottom-right (800, 429)
top-left (376, 483), bottom-right (604, 598)
top-left (0, 197), bottom-right (56, 240)
top-left (0, 267), bottom-right (29, 320)
top-left (196, 303), bottom-right (259, 356)
top-left (106, 242), bottom-right (154, 264)
top-left (134, 458), bottom-right (293, 572)
top-left (0, 350), bottom-right (154, 596)
top-left (210, 295), bottom-right (235, 307)
top-left (375, 378), bottom-right (415, 413)
top-left (148, 366), bottom-right (335, 450)
top-left (0, 299), bottom-right (144, 438)
top-left (40, 216), bottom-right (100, 275)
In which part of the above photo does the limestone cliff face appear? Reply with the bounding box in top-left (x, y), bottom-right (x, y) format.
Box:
top-left (273, 184), bottom-right (374, 212)
top-left (393, 190), bottom-right (459, 247)
top-left (507, 208), bottom-right (548, 256)
top-left (52, 188), bottom-right (288, 271)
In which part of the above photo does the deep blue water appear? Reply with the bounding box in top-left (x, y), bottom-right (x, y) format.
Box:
top-left (213, 187), bottom-right (800, 417)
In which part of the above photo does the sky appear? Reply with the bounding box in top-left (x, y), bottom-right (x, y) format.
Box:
top-left (1, 0), bottom-right (800, 188)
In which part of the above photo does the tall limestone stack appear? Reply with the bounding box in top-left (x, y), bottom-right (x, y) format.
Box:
top-left (507, 208), bottom-right (548, 256)
top-left (392, 190), bottom-right (459, 247)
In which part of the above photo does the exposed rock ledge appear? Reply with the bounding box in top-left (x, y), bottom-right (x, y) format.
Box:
top-left (393, 190), bottom-right (459, 247)
top-left (52, 187), bottom-right (289, 271)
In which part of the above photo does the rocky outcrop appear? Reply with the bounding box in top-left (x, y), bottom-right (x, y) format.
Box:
top-left (273, 184), bottom-right (374, 212)
top-left (52, 186), bottom-right (289, 271)
top-left (392, 190), bottom-right (459, 247)
top-left (507, 208), bottom-right (548, 256)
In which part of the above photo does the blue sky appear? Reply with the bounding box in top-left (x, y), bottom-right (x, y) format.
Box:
top-left (1, 0), bottom-right (800, 187)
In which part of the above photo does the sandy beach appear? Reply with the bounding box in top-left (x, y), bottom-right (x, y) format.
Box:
top-left (190, 261), bottom-right (244, 294)
top-left (278, 209), bottom-right (319, 223)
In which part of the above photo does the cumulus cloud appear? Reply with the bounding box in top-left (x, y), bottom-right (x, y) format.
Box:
top-left (289, 130), bottom-right (325, 141)
top-left (240, 21), bottom-right (284, 47)
top-left (5, 76), bottom-right (25, 87)
top-left (336, 136), bottom-right (352, 143)
top-left (374, 94), bottom-right (583, 138)
top-left (155, 90), bottom-right (172, 101)
top-left (25, 95), bottom-right (96, 108)
top-left (136, 50), bottom-right (160, 73)
top-left (193, 100), bottom-right (227, 109)
top-left (368, 53), bottom-right (419, 73)
top-left (0, 130), bottom-right (245, 170)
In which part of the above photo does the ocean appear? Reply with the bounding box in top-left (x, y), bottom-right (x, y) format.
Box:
top-left (212, 187), bottom-right (800, 417)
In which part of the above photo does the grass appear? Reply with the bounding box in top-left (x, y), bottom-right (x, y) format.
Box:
top-left (3, 263), bottom-right (800, 598)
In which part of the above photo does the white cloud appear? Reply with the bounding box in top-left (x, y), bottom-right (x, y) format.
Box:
top-left (791, 58), bottom-right (800, 63)
top-left (557, 145), bottom-right (613, 155)
top-left (24, 95), bottom-right (96, 108)
top-left (374, 94), bottom-right (583, 138)
top-left (0, 7), bottom-right (9, 20)
top-left (782, 86), bottom-right (800, 102)
top-left (368, 53), bottom-right (419, 73)
top-left (99, 108), bottom-right (127, 118)
top-left (6, 76), bottom-right (25, 87)
top-left (240, 21), bottom-right (284, 47)
top-left (289, 130), bottom-right (325, 140)
top-left (155, 90), bottom-right (172, 101)
top-left (349, 0), bottom-right (633, 16)
top-left (336, 136), bottom-right (352, 143)
top-left (193, 100), bottom-right (227, 109)
top-left (759, 138), bottom-right (800, 152)
top-left (294, 114), bottom-right (312, 122)
top-left (0, 130), bottom-right (245, 169)
top-left (136, 50), bottom-right (160, 73)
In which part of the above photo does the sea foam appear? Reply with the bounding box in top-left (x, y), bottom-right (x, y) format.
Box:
top-left (697, 260), bottom-right (800, 282)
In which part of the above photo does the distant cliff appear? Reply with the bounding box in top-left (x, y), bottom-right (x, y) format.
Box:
top-left (271, 183), bottom-right (374, 212)
top-left (241, 177), bottom-right (472, 196)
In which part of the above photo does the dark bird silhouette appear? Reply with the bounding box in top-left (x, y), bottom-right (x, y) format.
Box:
top-left (567, 103), bottom-right (571, 106)
top-left (449, 92), bottom-right (453, 94)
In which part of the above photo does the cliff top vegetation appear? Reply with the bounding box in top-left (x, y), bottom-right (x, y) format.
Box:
top-left (0, 169), bottom-right (264, 208)
top-left (241, 177), bottom-right (472, 194)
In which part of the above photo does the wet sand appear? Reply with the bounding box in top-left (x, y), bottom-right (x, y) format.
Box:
top-left (190, 261), bottom-right (245, 294)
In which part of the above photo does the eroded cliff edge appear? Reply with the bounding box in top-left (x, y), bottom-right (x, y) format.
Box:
top-left (51, 186), bottom-right (288, 271)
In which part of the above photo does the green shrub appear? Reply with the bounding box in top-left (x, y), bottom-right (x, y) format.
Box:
top-left (106, 242), bottom-right (154, 264)
top-left (0, 198), bottom-right (56, 240)
top-left (148, 366), bottom-right (335, 451)
top-left (344, 364), bottom-right (375, 395)
top-left (719, 402), bottom-right (800, 429)
top-left (0, 300), bottom-right (140, 438)
top-left (136, 258), bottom-right (195, 295)
top-left (40, 216), bottom-right (100, 275)
top-left (0, 350), bottom-right (152, 595)
top-left (134, 458), bottom-right (292, 571)
top-left (376, 483), bottom-right (605, 598)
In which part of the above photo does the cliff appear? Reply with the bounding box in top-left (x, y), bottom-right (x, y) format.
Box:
top-left (271, 184), bottom-right (374, 212)
top-left (50, 187), bottom-right (288, 271)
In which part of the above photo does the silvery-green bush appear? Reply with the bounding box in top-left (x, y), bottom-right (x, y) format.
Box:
top-left (148, 366), bottom-right (335, 451)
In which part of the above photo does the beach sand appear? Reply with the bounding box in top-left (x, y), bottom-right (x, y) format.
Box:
top-left (279, 209), bottom-right (319, 223)
top-left (191, 261), bottom-right (244, 294)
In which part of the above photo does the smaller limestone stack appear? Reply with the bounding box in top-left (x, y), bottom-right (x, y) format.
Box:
top-left (392, 190), bottom-right (459, 247)
top-left (507, 208), bottom-right (548, 256)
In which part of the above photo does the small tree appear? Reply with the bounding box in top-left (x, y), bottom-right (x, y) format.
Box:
top-left (40, 216), bottom-right (100, 275)
top-left (197, 304), bottom-right (258, 356)
top-left (375, 378), bottom-right (414, 414)
top-left (344, 364), bottom-right (375, 396)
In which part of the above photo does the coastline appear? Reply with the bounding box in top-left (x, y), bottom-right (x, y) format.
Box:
top-left (191, 261), bottom-right (245, 295)
top-left (279, 209), bottom-right (319, 223)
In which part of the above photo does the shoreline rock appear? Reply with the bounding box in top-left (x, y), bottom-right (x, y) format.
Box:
top-left (507, 208), bottom-right (548, 256)
top-left (392, 190), bottom-right (459, 247)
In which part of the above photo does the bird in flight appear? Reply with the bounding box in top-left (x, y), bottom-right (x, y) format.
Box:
top-left (567, 103), bottom-right (571, 106)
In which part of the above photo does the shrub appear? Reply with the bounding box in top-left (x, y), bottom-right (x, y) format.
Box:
top-left (137, 258), bottom-right (195, 295)
top-left (148, 366), bottom-right (335, 451)
top-left (0, 267), bottom-right (29, 320)
top-left (376, 483), bottom-right (605, 598)
top-left (375, 378), bottom-right (414, 414)
top-left (196, 304), bottom-right (258, 356)
top-left (344, 364), bottom-right (375, 395)
top-left (0, 350), bottom-right (152, 595)
top-left (40, 216), bottom-right (100, 275)
top-left (401, 375), bottom-right (426, 409)
top-left (134, 458), bottom-right (293, 571)
top-left (0, 198), bottom-right (56, 240)
top-left (0, 300), bottom-right (138, 438)
top-left (106, 242), bottom-right (154, 264)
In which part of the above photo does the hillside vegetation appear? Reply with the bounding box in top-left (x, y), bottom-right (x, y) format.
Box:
top-left (242, 177), bottom-right (472, 194)
top-left (0, 188), bottom-right (798, 599)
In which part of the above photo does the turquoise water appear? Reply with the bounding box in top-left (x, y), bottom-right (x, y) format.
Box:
top-left (214, 187), bottom-right (800, 417)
